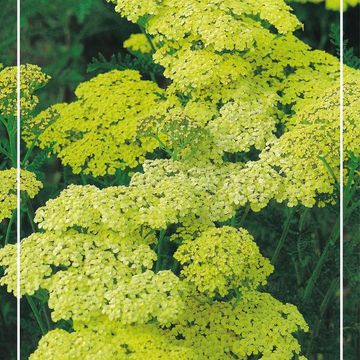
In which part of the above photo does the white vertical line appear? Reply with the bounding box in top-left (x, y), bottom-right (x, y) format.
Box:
top-left (339, 1), bottom-right (344, 360)
top-left (17, 0), bottom-right (21, 358)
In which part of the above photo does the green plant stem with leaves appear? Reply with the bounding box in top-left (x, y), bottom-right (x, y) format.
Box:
top-left (272, 208), bottom-right (295, 265)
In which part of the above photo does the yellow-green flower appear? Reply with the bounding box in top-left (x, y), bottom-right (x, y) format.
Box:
top-left (0, 169), bottom-right (42, 222)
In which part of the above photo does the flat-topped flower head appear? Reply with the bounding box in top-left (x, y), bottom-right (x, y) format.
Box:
top-left (175, 226), bottom-right (274, 297)
top-left (167, 290), bottom-right (309, 359)
top-left (124, 33), bottom-right (153, 54)
top-left (0, 64), bottom-right (49, 118)
top-left (0, 169), bottom-right (42, 222)
top-left (24, 70), bottom-right (165, 176)
top-left (30, 319), bottom-right (198, 360)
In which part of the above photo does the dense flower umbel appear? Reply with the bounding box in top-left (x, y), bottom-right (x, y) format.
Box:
top-left (0, 169), bottom-right (42, 222)
top-left (175, 227), bottom-right (274, 297)
top-left (0, 182), bottom-right (309, 359)
top-left (344, 69), bottom-right (360, 159)
top-left (24, 0), bottom-right (357, 206)
top-left (104, 270), bottom-right (185, 325)
top-left (0, 64), bottom-right (49, 118)
top-left (30, 293), bottom-right (308, 360)
top-left (123, 33), bottom-right (153, 54)
top-left (166, 290), bottom-right (309, 359)
top-left (24, 70), bottom-right (165, 176)
top-left (30, 319), bottom-right (199, 360)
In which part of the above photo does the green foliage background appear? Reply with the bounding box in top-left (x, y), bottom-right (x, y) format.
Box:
top-left (0, 0), bottom-right (359, 359)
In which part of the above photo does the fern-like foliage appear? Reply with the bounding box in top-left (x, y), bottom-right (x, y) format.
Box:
top-left (330, 22), bottom-right (360, 69)
top-left (87, 51), bottom-right (164, 80)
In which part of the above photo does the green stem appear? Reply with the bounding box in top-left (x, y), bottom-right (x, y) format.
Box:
top-left (139, 25), bottom-right (156, 53)
top-left (345, 200), bottom-right (360, 223)
top-left (271, 208), bottom-right (294, 265)
top-left (112, 170), bottom-right (129, 186)
top-left (305, 277), bottom-right (339, 357)
top-left (63, 167), bottom-right (68, 187)
top-left (0, 144), bottom-right (11, 158)
top-left (21, 133), bottom-right (42, 167)
top-left (152, 133), bottom-right (174, 159)
top-left (232, 288), bottom-right (242, 309)
top-left (149, 71), bottom-right (157, 84)
top-left (23, 194), bottom-right (37, 233)
top-left (302, 218), bottom-right (340, 303)
top-left (155, 230), bottom-right (166, 272)
top-left (5, 120), bottom-right (17, 167)
top-left (230, 214), bottom-right (237, 227)
top-left (42, 306), bottom-right (52, 330)
top-left (319, 155), bottom-right (339, 189)
top-left (26, 209), bottom-right (36, 233)
top-left (4, 211), bottom-right (16, 245)
top-left (0, 115), bottom-right (7, 127)
top-left (80, 174), bottom-right (88, 185)
top-left (171, 259), bottom-right (180, 274)
top-left (299, 208), bottom-right (309, 232)
top-left (25, 295), bottom-right (48, 335)
top-left (291, 256), bottom-right (302, 286)
top-left (239, 203), bottom-right (250, 227)
top-left (344, 160), bottom-right (359, 208)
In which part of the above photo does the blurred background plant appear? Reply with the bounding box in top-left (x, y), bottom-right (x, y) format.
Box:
top-left (20, 0), bottom-right (138, 107)
top-left (0, 0), bottom-right (358, 359)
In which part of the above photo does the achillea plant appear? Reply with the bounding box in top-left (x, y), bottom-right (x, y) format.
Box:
top-left (0, 0), bottom-right (358, 358)
top-left (0, 65), bottom-right (44, 238)
top-left (0, 63), bottom-right (45, 358)
top-left (23, 70), bottom-right (165, 175)
top-left (0, 169), bottom-right (42, 223)
top-left (0, 64), bottom-right (49, 118)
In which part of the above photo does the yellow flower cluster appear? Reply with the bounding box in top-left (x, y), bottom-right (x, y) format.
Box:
top-left (22, 0), bottom-right (358, 209)
top-left (30, 296), bottom-right (308, 360)
top-left (113, 0), bottom-right (300, 98)
top-left (159, 48), bottom-right (251, 95)
top-left (14, 160), bottom-right (280, 249)
top-left (112, 0), bottom-right (161, 23)
top-left (175, 227), bottom-right (274, 297)
top-left (0, 179), bottom-right (309, 358)
top-left (260, 126), bottom-right (338, 208)
top-left (343, 68), bottom-right (360, 159)
top-left (0, 64), bottom-right (49, 117)
top-left (167, 290), bottom-right (308, 359)
top-left (208, 98), bottom-right (277, 154)
top-left (24, 70), bottom-right (165, 176)
top-left (31, 168), bottom-right (226, 233)
top-left (34, 185), bottom-right (110, 233)
top-left (113, 0), bottom-right (301, 38)
top-left (30, 319), bottom-right (197, 360)
top-left (109, 0), bottom-right (356, 209)
top-left (0, 229), bottom-right (157, 320)
top-left (270, 58), bottom-right (360, 206)
top-left (224, 161), bottom-right (283, 212)
top-left (123, 33), bottom-right (152, 54)
top-left (104, 270), bottom-right (185, 325)
top-left (0, 169), bottom-right (42, 222)
top-left (138, 96), bottom-right (223, 163)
